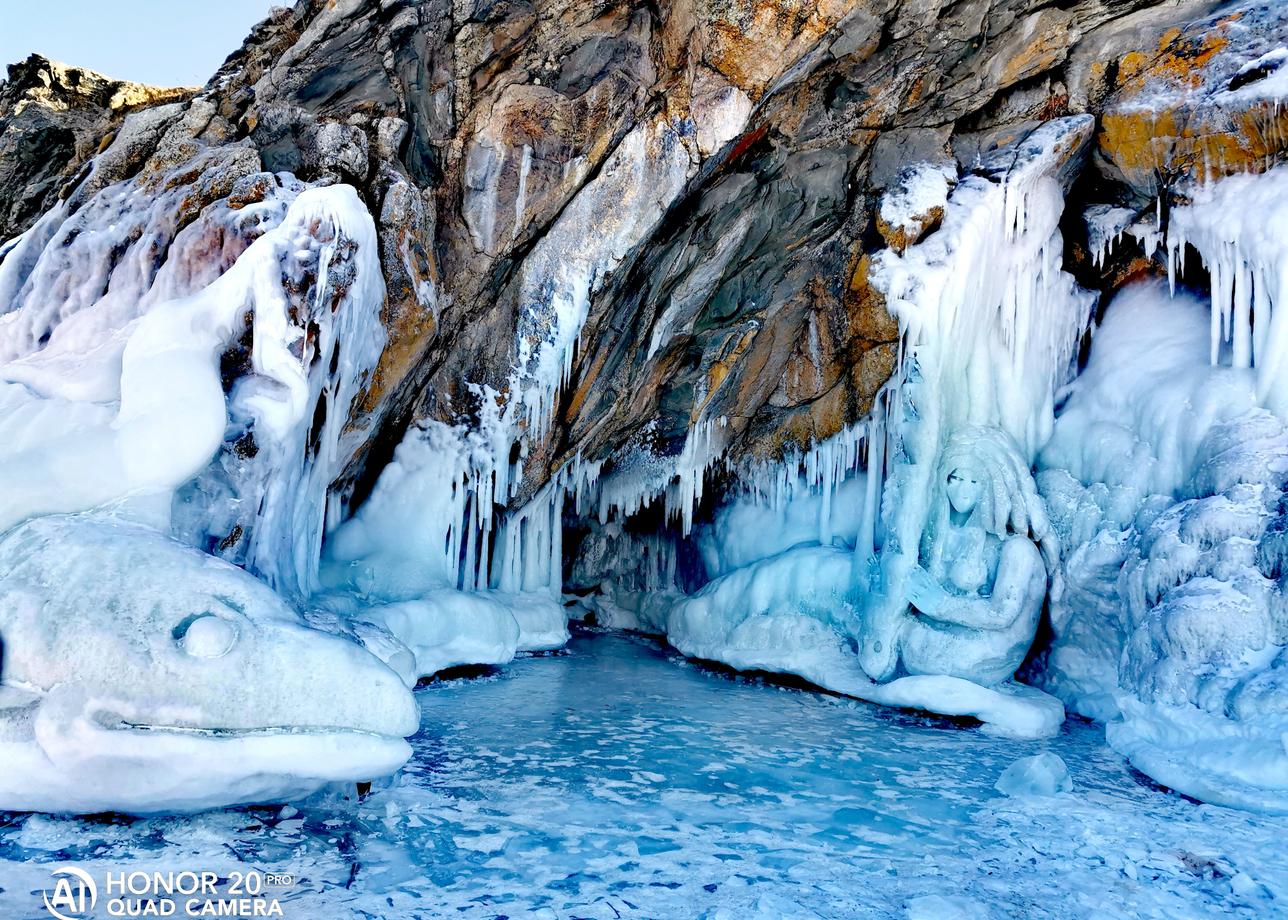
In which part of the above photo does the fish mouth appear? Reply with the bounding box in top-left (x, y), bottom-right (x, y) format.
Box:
top-left (9, 695), bottom-right (415, 815)
top-left (99, 712), bottom-right (408, 742)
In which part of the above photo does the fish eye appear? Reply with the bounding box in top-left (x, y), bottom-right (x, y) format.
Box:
top-left (174, 613), bottom-right (238, 659)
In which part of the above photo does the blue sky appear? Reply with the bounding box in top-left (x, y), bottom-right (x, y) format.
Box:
top-left (1, 1), bottom-right (280, 87)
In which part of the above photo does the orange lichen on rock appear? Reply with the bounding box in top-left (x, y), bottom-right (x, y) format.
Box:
top-left (702, 0), bottom-right (855, 97)
top-left (845, 252), bottom-right (899, 344)
top-left (1097, 9), bottom-right (1288, 195)
top-left (1112, 22), bottom-right (1234, 99)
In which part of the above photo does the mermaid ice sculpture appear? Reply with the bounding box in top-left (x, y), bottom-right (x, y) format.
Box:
top-left (820, 426), bottom-right (1067, 738)
top-left (896, 428), bottom-right (1056, 686)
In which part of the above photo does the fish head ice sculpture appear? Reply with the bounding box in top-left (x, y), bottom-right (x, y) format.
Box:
top-left (0, 515), bottom-right (420, 815)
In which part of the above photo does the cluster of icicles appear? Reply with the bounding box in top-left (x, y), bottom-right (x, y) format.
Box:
top-left (348, 117), bottom-right (1104, 609)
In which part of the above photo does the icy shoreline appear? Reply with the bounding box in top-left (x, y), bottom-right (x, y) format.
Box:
top-left (2, 634), bottom-right (1283, 919)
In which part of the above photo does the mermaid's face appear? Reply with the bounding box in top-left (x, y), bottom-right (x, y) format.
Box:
top-left (946, 467), bottom-right (983, 515)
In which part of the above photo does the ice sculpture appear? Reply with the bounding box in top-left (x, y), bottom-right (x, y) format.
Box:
top-left (0, 117), bottom-right (417, 812)
top-left (668, 120), bottom-right (1092, 739)
top-left (889, 427), bottom-right (1053, 687)
top-left (0, 515), bottom-right (418, 815)
top-left (666, 432), bottom-right (1065, 739)
top-left (859, 116), bottom-right (1094, 685)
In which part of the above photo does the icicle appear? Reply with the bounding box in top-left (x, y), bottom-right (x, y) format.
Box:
top-left (1167, 165), bottom-right (1288, 412)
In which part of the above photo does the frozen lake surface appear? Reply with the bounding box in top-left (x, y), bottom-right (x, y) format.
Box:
top-left (2, 632), bottom-right (1285, 919)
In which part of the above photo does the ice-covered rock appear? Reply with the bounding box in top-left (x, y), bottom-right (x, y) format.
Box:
top-left (0, 164), bottom-right (386, 600)
top-left (0, 515), bottom-right (418, 815)
top-left (995, 752), bottom-right (1073, 797)
top-left (1098, 2), bottom-right (1288, 197)
top-left (1039, 270), bottom-right (1288, 811)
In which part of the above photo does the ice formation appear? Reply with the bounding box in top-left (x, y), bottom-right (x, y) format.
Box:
top-left (1037, 167), bottom-right (1288, 811)
top-left (0, 515), bottom-right (418, 815)
top-left (995, 752), bottom-right (1073, 797)
top-left (3, 0), bottom-right (1288, 824)
top-left (314, 412), bottom-right (572, 677)
top-left (0, 166), bottom-right (385, 599)
top-left (662, 118), bottom-right (1094, 738)
top-left (0, 115), bottom-right (416, 811)
top-left (305, 113), bottom-right (718, 675)
top-left (859, 117), bottom-right (1093, 670)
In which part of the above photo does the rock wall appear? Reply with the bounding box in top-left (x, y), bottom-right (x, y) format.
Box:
top-left (0, 55), bottom-right (193, 242)
top-left (5, 0), bottom-right (1249, 531)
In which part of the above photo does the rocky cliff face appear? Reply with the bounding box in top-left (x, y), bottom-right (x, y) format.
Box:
top-left (1, 0), bottom-right (1282, 553)
top-left (5, 0), bottom-right (1288, 816)
top-left (0, 55), bottom-right (193, 242)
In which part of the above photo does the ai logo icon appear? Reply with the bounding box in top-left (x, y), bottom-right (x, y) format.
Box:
top-left (42, 866), bottom-right (97, 920)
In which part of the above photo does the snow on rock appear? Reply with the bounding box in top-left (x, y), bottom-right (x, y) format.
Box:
top-left (0, 515), bottom-right (418, 815)
top-left (995, 752), bottom-right (1073, 797)
top-left (1097, 1), bottom-right (1288, 196)
top-left (877, 161), bottom-right (955, 250)
top-left (0, 172), bottom-right (386, 600)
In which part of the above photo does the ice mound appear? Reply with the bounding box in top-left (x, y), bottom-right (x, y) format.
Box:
top-left (0, 515), bottom-right (419, 815)
top-left (1039, 274), bottom-right (1288, 812)
top-left (667, 545), bottom-right (858, 679)
top-left (364, 593), bottom-right (521, 679)
top-left (995, 752), bottom-right (1073, 797)
top-left (1107, 700), bottom-right (1288, 814)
